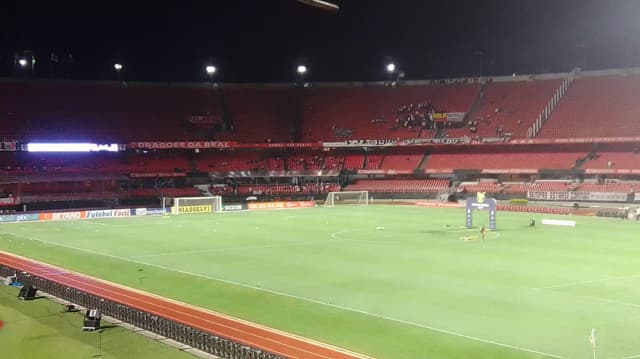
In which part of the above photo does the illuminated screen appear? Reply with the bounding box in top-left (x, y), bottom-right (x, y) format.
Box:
top-left (26, 143), bottom-right (119, 152)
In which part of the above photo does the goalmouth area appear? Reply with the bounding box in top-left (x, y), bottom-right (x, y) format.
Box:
top-left (1, 204), bottom-right (640, 358)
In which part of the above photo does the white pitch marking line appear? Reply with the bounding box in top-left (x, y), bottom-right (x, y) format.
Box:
top-left (577, 294), bottom-right (640, 310)
top-left (534, 273), bottom-right (640, 290)
top-left (0, 231), bottom-right (567, 359)
top-left (621, 355), bottom-right (640, 359)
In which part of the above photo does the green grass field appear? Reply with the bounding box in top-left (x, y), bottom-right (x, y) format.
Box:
top-left (1, 205), bottom-right (640, 359)
top-left (0, 283), bottom-right (194, 359)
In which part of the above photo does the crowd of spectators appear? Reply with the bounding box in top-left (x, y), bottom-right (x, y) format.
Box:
top-left (393, 102), bottom-right (438, 130)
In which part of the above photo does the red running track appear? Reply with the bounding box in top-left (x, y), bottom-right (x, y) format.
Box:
top-left (0, 251), bottom-right (369, 359)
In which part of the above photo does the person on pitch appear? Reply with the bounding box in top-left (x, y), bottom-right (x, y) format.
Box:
top-left (480, 225), bottom-right (486, 240)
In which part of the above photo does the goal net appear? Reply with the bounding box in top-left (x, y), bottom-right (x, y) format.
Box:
top-left (324, 191), bottom-right (369, 207)
top-left (163, 196), bottom-right (223, 215)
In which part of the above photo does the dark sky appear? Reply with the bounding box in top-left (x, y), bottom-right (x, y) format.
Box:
top-left (2, 0), bottom-right (640, 82)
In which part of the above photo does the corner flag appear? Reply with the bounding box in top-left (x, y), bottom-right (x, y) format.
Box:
top-left (589, 328), bottom-right (596, 359)
top-left (589, 328), bottom-right (596, 348)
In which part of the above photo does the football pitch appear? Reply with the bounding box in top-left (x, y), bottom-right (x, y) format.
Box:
top-left (1, 205), bottom-right (640, 359)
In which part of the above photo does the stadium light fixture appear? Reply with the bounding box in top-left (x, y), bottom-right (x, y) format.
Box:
top-left (113, 63), bottom-right (123, 71)
top-left (18, 58), bottom-right (28, 68)
top-left (26, 143), bottom-right (119, 152)
top-left (386, 62), bottom-right (396, 73)
top-left (205, 65), bottom-right (216, 75)
top-left (297, 65), bottom-right (308, 75)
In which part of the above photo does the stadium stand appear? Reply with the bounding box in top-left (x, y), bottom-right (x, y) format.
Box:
top-left (0, 80), bottom-right (223, 141)
top-left (468, 79), bottom-right (562, 138)
top-left (379, 153), bottom-right (424, 172)
top-left (323, 156), bottom-right (344, 170)
top-left (216, 87), bottom-right (296, 143)
top-left (582, 151), bottom-right (640, 171)
top-left (539, 74), bottom-right (640, 138)
top-left (1, 152), bottom-right (191, 175)
top-left (343, 154), bottom-right (365, 171)
top-left (268, 156), bottom-right (286, 170)
top-left (237, 183), bottom-right (340, 195)
top-left (5, 70), bottom-right (640, 209)
top-left (286, 154), bottom-right (324, 170)
top-left (458, 182), bottom-right (504, 194)
top-left (193, 151), bottom-right (266, 172)
top-left (364, 154), bottom-right (383, 170)
top-left (578, 183), bottom-right (639, 193)
top-left (301, 83), bottom-right (480, 141)
top-left (502, 182), bottom-right (572, 194)
top-left (425, 149), bottom-right (586, 171)
top-left (347, 179), bottom-right (449, 193)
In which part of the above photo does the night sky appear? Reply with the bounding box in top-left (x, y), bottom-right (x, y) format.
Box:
top-left (2, 0), bottom-right (640, 83)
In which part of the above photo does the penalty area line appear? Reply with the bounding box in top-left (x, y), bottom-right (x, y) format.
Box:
top-left (1, 231), bottom-right (567, 359)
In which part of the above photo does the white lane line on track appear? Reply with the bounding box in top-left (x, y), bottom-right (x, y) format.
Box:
top-left (0, 230), bottom-right (567, 359)
top-left (534, 273), bottom-right (640, 290)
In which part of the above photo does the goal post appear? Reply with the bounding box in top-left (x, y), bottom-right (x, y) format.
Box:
top-left (324, 191), bottom-right (369, 207)
top-left (163, 196), bottom-right (223, 215)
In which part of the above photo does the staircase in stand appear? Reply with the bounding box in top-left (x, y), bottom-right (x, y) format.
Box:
top-left (417, 153), bottom-right (431, 171)
top-left (527, 68), bottom-right (578, 137)
top-left (464, 80), bottom-right (489, 123)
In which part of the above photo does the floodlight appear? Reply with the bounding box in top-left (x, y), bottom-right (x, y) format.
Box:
top-left (386, 63), bottom-right (396, 73)
top-left (205, 65), bottom-right (216, 75)
top-left (297, 65), bottom-right (307, 75)
top-left (18, 58), bottom-right (28, 67)
top-left (113, 63), bottom-right (123, 71)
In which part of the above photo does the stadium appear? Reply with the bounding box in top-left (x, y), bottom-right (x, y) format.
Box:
top-left (2, 1), bottom-right (640, 359)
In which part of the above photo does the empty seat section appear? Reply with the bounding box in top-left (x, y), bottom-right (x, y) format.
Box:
top-left (323, 156), bottom-right (344, 170)
top-left (379, 154), bottom-right (423, 172)
top-left (426, 151), bottom-right (585, 171)
top-left (347, 179), bottom-right (450, 193)
top-left (0, 81), bottom-right (221, 141)
top-left (285, 155), bottom-right (323, 170)
top-left (582, 152), bottom-right (640, 170)
top-left (364, 154), bottom-right (383, 169)
top-left (343, 154), bottom-right (365, 170)
top-left (503, 182), bottom-right (571, 194)
top-left (194, 151), bottom-right (265, 171)
top-left (540, 75), bottom-right (640, 138)
top-left (577, 183), bottom-right (639, 192)
top-left (471, 79), bottom-right (561, 138)
top-left (458, 182), bottom-right (504, 193)
top-left (217, 87), bottom-right (295, 143)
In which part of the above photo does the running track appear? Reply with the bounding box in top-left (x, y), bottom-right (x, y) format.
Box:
top-left (0, 251), bottom-right (369, 359)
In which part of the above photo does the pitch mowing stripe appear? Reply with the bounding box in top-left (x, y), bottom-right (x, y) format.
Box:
top-left (1, 231), bottom-right (567, 359)
top-left (125, 235), bottom-right (348, 259)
